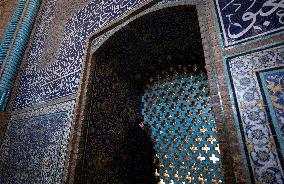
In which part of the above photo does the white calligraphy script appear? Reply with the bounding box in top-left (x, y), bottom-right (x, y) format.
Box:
top-left (224, 0), bottom-right (284, 39)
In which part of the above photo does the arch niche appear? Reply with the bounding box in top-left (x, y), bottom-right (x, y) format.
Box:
top-left (70, 1), bottom-right (239, 184)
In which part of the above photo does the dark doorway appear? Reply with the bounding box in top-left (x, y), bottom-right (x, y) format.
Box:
top-left (77, 5), bottom-right (208, 184)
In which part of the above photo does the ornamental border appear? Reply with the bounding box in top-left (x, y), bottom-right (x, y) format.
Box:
top-left (211, 0), bottom-right (284, 50)
top-left (223, 41), bottom-right (284, 184)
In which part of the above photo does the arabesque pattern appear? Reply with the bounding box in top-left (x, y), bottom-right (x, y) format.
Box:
top-left (227, 44), bottom-right (284, 183)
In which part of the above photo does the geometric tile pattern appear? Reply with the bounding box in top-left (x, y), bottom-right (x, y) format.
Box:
top-left (215, 0), bottom-right (284, 47)
top-left (226, 44), bottom-right (284, 183)
top-left (0, 100), bottom-right (76, 183)
top-left (142, 66), bottom-right (223, 184)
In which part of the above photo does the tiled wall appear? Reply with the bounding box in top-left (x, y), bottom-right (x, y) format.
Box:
top-left (0, 0), bottom-right (283, 183)
top-left (1, 0), bottom-right (158, 183)
top-left (12, 0), bottom-right (149, 110)
top-left (225, 45), bottom-right (284, 183)
top-left (214, 0), bottom-right (284, 183)
top-left (0, 100), bottom-right (76, 183)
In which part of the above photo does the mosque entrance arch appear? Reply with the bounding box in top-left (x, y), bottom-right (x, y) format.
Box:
top-left (73, 4), bottom-right (225, 184)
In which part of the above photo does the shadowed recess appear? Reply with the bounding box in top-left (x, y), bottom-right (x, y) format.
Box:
top-left (77, 5), bottom-right (207, 184)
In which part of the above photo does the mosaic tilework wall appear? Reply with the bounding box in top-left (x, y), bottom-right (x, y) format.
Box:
top-left (2, 0), bottom-right (189, 182)
top-left (0, 100), bottom-right (76, 183)
top-left (226, 44), bottom-right (284, 183)
top-left (3, 0), bottom-right (211, 183)
top-left (13, 0), bottom-right (194, 110)
top-left (3, 0), bottom-right (282, 183)
top-left (214, 0), bottom-right (284, 47)
top-left (12, 0), bottom-right (150, 110)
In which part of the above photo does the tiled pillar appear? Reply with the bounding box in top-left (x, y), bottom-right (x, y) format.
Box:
top-left (0, 0), bottom-right (19, 43)
top-left (0, 0), bottom-right (41, 112)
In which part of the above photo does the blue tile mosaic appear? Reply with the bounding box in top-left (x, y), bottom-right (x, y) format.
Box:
top-left (215, 0), bottom-right (284, 47)
top-left (0, 100), bottom-right (76, 183)
top-left (226, 44), bottom-right (284, 183)
top-left (12, 0), bottom-right (191, 111)
top-left (0, 114), bottom-right (67, 183)
top-left (13, 0), bottom-right (149, 110)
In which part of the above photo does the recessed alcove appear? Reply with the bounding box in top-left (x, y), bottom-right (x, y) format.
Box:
top-left (77, 5), bottom-right (223, 184)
